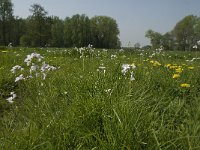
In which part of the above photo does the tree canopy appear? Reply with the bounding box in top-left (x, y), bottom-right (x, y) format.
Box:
top-left (0, 2), bottom-right (120, 48)
top-left (146, 15), bottom-right (200, 51)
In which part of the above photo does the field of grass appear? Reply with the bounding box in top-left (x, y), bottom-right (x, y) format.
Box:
top-left (0, 47), bottom-right (200, 149)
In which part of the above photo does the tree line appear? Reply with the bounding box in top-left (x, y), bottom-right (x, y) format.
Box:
top-left (145, 15), bottom-right (200, 51)
top-left (0, 0), bottom-right (120, 48)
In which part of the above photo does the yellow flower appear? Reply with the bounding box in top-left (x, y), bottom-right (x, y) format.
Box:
top-left (175, 67), bottom-right (183, 73)
top-left (180, 83), bottom-right (190, 88)
top-left (150, 60), bottom-right (154, 64)
top-left (188, 66), bottom-right (194, 70)
top-left (154, 61), bottom-right (161, 66)
top-left (166, 64), bottom-right (171, 68)
top-left (172, 74), bottom-right (180, 79)
top-left (150, 60), bottom-right (161, 66)
top-left (130, 63), bottom-right (136, 69)
top-left (169, 65), bottom-right (176, 69)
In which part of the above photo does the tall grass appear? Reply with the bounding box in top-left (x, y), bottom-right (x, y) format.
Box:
top-left (0, 48), bottom-right (200, 149)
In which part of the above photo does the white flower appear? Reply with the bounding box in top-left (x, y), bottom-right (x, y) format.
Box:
top-left (24, 54), bottom-right (32, 66)
top-left (24, 52), bottom-right (44, 66)
top-left (193, 45), bottom-right (198, 49)
top-left (15, 74), bottom-right (25, 82)
top-left (197, 40), bottom-right (200, 45)
top-left (111, 55), bottom-right (117, 59)
top-left (104, 89), bottom-right (111, 93)
top-left (122, 64), bottom-right (130, 75)
top-left (42, 73), bottom-right (47, 80)
top-left (41, 62), bottom-right (57, 72)
top-left (88, 44), bottom-right (93, 48)
top-left (11, 65), bottom-right (24, 74)
top-left (130, 63), bottom-right (136, 69)
top-left (99, 66), bottom-right (106, 70)
top-left (119, 49), bottom-right (124, 52)
top-left (30, 63), bottom-right (38, 74)
top-left (97, 65), bottom-right (106, 75)
top-left (130, 72), bottom-right (135, 81)
top-left (6, 92), bottom-right (17, 103)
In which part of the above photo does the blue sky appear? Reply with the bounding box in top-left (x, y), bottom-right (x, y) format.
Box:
top-left (12, 0), bottom-right (200, 47)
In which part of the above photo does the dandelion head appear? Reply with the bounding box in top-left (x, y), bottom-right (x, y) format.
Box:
top-left (180, 83), bottom-right (190, 88)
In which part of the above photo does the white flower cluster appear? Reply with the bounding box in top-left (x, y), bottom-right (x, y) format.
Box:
top-left (24, 52), bottom-right (44, 66)
top-left (7, 52), bottom-right (58, 103)
top-left (121, 63), bottom-right (136, 81)
top-left (11, 52), bottom-right (57, 82)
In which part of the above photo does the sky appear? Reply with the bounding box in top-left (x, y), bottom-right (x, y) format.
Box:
top-left (12, 0), bottom-right (200, 47)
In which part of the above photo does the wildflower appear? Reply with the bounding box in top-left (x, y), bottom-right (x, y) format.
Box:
top-left (150, 60), bottom-right (154, 64)
top-left (111, 55), bottom-right (117, 59)
top-left (197, 40), bottom-right (200, 45)
top-left (42, 73), bottom-right (47, 80)
top-left (172, 74), bottom-right (180, 79)
top-left (186, 57), bottom-right (200, 62)
top-left (41, 62), bottom-right (56, 72)
top-left (88, 44), bottom-right (93, 48)
top-left (165, 64), bottom-right (171, 68)
top-left (119, 49), bottom-right (124, 52)
top-left (188, 66), bottom-right (194, 70)
top-left (122, 64), bottom-right (130, 75)
top-left (180, 83), bottom-right (190, 88)
top-left (150, 60), bottom-right (161, 66)
top-left (30, 63), bottom-right (38, 74)
top-left (193, 45), bottom-right (198, 49)
top-left (15, 74), bottom-right (25, 82)
top-left (24, 52), bottom-right (43, 66)
top-left (169, 65), bottom-right (176, 69)
top-left (6, 92), bottom-right (16, 103)
top-left (130, 72), bottom-right (135, 81)
top-left (104, 89), bottom-right (111, 93)
top-left (175, 67), bottom-right (183, 73)
top-left (11, 65), bottom-right (24, 74)
top-left (130, 63), bottom-right (136, 69)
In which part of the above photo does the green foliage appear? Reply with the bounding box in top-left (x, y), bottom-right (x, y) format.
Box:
top-left (64, 14), bottom-right (91, 47)
top-left (90, 16), bottom-right (120, 48)
top-left (146, 15), bottom-right (200, 51)
top-left (145, 29), bottom-right (163, 49)
top-left (173, 15), bottom-right (199, 51)
top-left (0, 2), bottom-right (120, 48)
top-left (21, 4), bottom-right (51, 47)
top-left (0, 0), bottom-right (14, 45)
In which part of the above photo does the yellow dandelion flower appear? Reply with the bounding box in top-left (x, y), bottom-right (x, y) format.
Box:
top-left (180, 83), bottom-right (190, 88)
top-left (175, 67), bottom-right (183, 73)
top-left (188, 66), bottom-right (194, 70)
top-left (169, 65), bottom-right (176, 69)
top-left (166, 64), bottom-right (171, 68)
top-left (150, 60), bottom-right (161, 66)
top-left (172, 74), bottom-right (180, 79)
top-left (154, 61), bottom-right (161, 66)
top-left (150, 60), bottom-right (154, 64)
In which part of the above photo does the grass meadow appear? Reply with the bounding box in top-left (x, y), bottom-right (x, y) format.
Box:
top-left (0, 47), bottom-right (200, 149)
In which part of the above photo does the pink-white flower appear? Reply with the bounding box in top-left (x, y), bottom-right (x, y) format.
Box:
top-left (6, 92), bottom-right (16, 103)
top-left (122, 64), bottom-right (130, 75)
top-left (15, 74), bottom-right (25, 82)
top-left (11, 65), bottom-right (24, 74)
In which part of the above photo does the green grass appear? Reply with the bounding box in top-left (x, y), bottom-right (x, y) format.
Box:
top-left (0, 48), bottom-right (200, 149)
